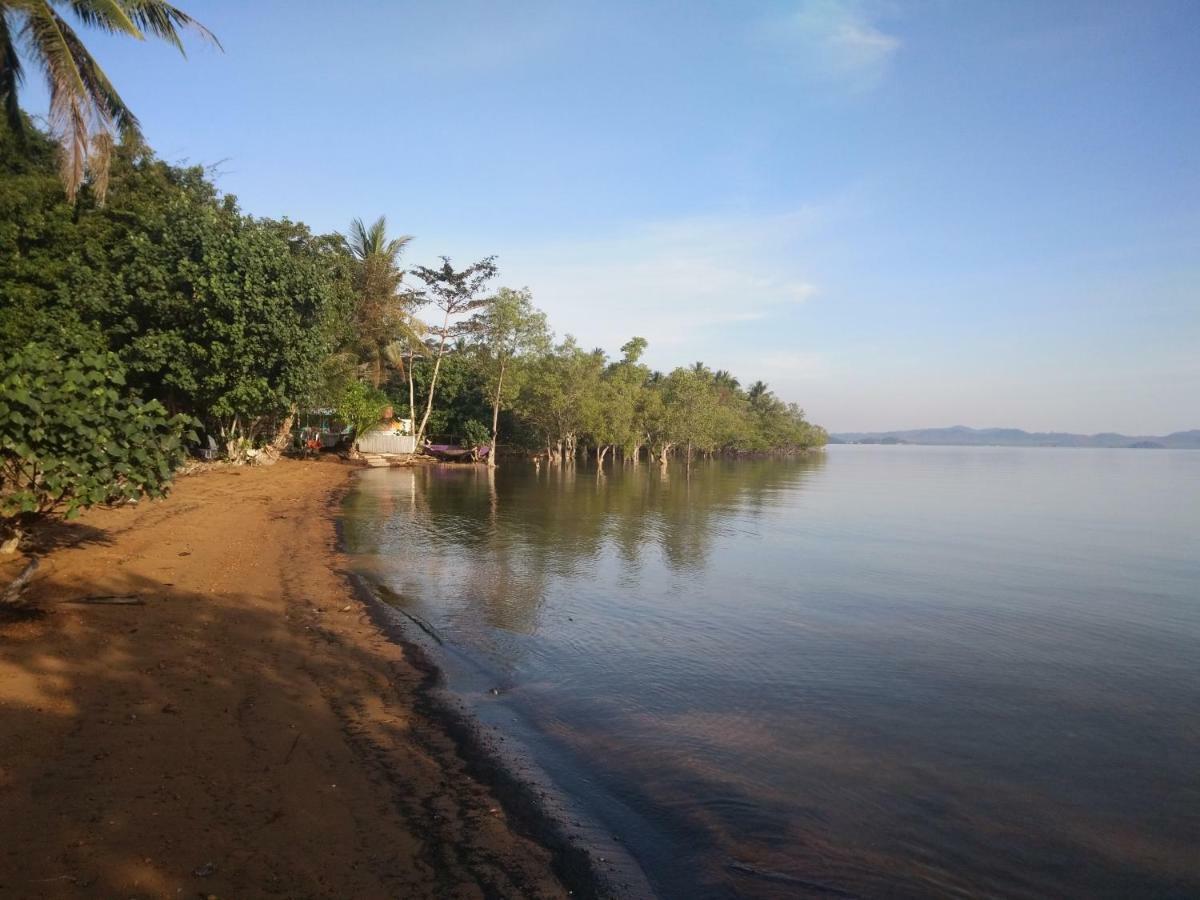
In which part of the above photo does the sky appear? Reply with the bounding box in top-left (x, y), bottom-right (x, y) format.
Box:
top-left (23, 0), bottom-right (1200, 433)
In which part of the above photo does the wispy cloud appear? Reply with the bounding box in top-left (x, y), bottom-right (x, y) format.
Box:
top-left (496, 209), bottom-right (824, 357)
top-left (754, 1), bottom-right (901, 92)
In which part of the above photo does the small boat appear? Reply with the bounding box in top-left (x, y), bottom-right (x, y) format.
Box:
top-left (422, 443), bottom-right (490, 462)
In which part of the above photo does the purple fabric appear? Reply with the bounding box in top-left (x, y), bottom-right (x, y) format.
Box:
top-left (423, 443), bottom-right (489, 460)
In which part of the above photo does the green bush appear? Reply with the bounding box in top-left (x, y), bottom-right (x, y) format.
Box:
top-left (0, 342), bottom-right (193, 548)
top-left (461, 419), bottom-right (492, 449)
top-left (337, 380), bottom-right (387, 447)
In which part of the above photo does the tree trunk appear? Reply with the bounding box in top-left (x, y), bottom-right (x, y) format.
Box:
top-left (269, 408), bottom-right (296, 453)
top-left (488, 362), bottom-right (505, 469)
top-left (221, 416), bottom-right (243, 462)
top-left (407, 348), bottom-right (417, 428)
top-left (1, 557), bottom-right (39, 605)
top-left (415, 312), bottom-right (451, 447)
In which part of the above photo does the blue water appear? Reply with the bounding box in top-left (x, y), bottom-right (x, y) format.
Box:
top-left (342, 447), bottom-right (1200, 898)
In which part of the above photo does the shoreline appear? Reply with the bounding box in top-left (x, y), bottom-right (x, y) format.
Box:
top-left (345, 568), bottom-right (656, 900)
top-left (0, 458), bottom-right (575, 898)
top-left (335, 462), bottom-right (652, 897)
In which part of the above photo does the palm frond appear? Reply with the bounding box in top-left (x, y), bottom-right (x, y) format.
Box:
top-left (0, 10), bottom-right (23, 133)
top-left (63, 1), bottom-right (142, 38)
top-left (56, 9), bottom-right (139, 135)
top-left (20, 4), bottom-right (93, 199)
top-left (119, 0), bottom-right (222, 53)
top-left (22, 4), bottom-right (142, 200)
top-left (4, 0), bottom-right (216, 201)
top-left (343, 216), bottom-right (369, 259)
top-left (89, 128), bottom-right (112, 201)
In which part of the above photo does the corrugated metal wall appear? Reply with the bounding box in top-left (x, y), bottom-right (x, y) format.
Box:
top-left (356, 432), bottom-right (417, 455)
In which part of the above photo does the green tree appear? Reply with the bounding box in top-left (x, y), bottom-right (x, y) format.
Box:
top-left (658, 367), bottom-right (719, 467)
top-left (408, 256), bottom-right (497, 446)
top-left (605, 337), bottom-right (652, 465)
top-left (1, 340), bottom-right (191, 552)
top-left (336, 379), bottom-right (387, 452)
top-left (468, 287), bottom-right (549, 466)
top-left (407, 345), bottom-right (491, 440)
top-left (0, 0), bottom-right (218, 201)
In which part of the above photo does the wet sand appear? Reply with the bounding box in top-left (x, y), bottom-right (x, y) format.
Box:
top-left (0, 458), bottom-right (569, 899)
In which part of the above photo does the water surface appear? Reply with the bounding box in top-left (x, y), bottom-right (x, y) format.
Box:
top-left (342, 447), bottom-right (1200, 898)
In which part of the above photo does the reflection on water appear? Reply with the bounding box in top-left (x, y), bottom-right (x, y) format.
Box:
top-left (342, 448), bottom-right (1200, 899)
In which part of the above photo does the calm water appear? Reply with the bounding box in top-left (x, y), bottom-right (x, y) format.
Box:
top-left (342, 447), bottom-right (1200, 898)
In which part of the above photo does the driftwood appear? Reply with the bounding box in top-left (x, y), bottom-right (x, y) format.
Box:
top-left (64, 595), bottom-right (145, 606)
top-left (1, 557), bottom-right (39, 605)
top-left (372, 583), bottom-right (444, 644)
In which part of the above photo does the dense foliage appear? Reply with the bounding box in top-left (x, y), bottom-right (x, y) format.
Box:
top-left (0, 341), bottom-right (191, 546)
top-left (0, 125), bottom-right (349, 458)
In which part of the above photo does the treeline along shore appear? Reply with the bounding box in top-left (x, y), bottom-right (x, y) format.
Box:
top-left (2, 121), bottom-right (824, 506)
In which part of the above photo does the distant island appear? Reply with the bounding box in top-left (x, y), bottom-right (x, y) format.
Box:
top-left (829, 426), bottom-right (1200, 450)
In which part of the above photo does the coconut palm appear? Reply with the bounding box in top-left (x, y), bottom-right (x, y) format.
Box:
top-left (344, 215), bottom-right (413, 278)
top-left (342, 215), bottom-right (420, 389)
top-left (747, 380), bottom-right (771, 407)
top-left (0, 0), bottom-right (218, 202)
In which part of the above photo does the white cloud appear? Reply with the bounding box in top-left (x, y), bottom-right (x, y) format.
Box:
top-left (755, 1), bottom-right (901, 92)
top-left (494, 209), bottom-right (823, 357)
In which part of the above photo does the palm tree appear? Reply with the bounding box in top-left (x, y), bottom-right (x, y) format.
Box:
top-left (342, 216), bottom-right (419, 389)
top-left (344, 215), bottom-right (412, 268)
top-left (1, 0), bottom-right (218, 202)
top-left (712, 369), bottom-right (740, 391)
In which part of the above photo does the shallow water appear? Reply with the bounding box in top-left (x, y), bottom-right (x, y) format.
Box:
top-left (342, 447), bottom-right (1200, 898)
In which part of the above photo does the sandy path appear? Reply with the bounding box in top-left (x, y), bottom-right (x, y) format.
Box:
top-left (0, 458), bottom-right (567, 899)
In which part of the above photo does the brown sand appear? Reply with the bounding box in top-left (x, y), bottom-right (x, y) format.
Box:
top-left (0, 458), bottom-right (568, 899)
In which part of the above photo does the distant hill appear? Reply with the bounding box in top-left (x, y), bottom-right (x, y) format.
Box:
top-left (828, 426), bottom-right (1200, 449)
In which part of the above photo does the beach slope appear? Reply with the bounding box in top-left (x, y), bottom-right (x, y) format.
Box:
top-left (0, 459), bottom-right (566, 898)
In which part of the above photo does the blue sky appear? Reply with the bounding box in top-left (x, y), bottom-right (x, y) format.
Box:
top-left (25, 1), bottom-right (1200, 433)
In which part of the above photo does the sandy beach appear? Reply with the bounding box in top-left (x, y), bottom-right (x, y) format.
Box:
top-left (0, 458), bottom-right (568, 899)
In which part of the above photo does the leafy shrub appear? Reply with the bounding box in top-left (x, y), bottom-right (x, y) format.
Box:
top-left (0, 343), bottom-right (193, 548)
top-left (337, 380), bottom-right (387, 448)
top-left (461, 419), bottom-right (492, 449)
